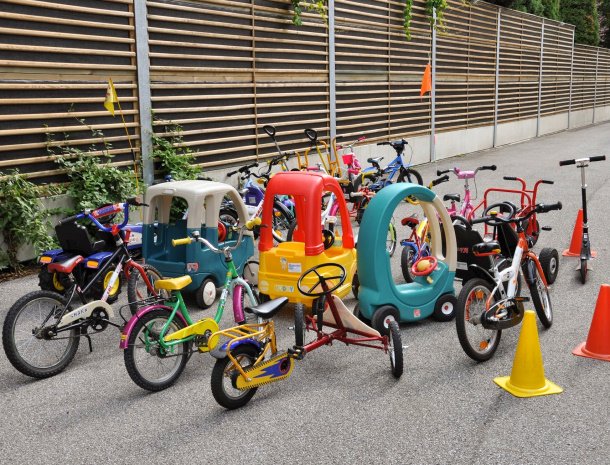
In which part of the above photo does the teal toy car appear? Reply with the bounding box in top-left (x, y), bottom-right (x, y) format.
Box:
top-left (143, 180), bottom-right (254, 308)
top-left (356, 182), bottom-right (458, 333)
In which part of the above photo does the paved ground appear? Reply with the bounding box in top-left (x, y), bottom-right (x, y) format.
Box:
top-left (1, 123), bottom-right (609, 465)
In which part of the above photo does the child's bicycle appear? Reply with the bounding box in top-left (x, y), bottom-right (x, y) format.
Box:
top-left (2, 199), bottom-right (161, 379)
top-left (209, 263), bottom-right (403, 410)
top-left (120, 220), bottom-right (261, 391)
top-left (399, 174), bottom-right (450, 282)
top-left (353, 139), bottom-right (423, 192)
top-left (456, 201), bottom-right (562, 361)
top-left (436, 164), bottom-right (497, 220)
top-left (558, 155), bottom-right (606, 283)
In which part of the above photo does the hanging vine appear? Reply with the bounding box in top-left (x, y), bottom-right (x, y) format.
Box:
top-left (403, 0), bottom-right (448, 39)
top-left (290, 0), bottom-right (448, 40)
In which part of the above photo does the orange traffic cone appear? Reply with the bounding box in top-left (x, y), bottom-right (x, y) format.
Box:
top-left (563, 209), bottom-right (597, 257)
top-left (494, 310), bottom-right (563, 398)
top-left (573, 284), bottom-right (610, 362)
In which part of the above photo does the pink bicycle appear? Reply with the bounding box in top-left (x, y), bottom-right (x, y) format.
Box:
top-left (436, 165), bottom-right (497, 220)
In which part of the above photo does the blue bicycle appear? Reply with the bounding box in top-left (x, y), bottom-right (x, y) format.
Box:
top-left (353, 139), bottom-right (423, 192)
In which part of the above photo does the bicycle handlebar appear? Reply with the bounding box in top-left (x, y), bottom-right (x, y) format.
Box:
top-left (172, 218), bottom-right (261, 254)
top-left (436, 169), bottom-right (450, 176)
top-left (58, 201), bottom-right (144, 234)
top-left (471, 201), bottom-right (562, 226)
top-left (560, 155), bottom-right (606, 166)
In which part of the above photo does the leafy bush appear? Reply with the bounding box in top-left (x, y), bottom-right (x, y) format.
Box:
top-left (0, 170), bottom-right (58, 270)
top-left (153, 124), bottom-right (202, 181)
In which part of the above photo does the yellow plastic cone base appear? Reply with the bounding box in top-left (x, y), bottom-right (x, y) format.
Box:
top-left (494, 310), bottom-right (563, 398)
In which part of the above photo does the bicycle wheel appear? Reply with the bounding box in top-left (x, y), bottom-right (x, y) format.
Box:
top-left (400, 245), bottom-right (416, 283)
top-left (127, 264), bottom-right (165, 315)
top-left (2, 290), bottom-right (80, 378)
top-left (123, 308), bottom-right (189, 391)
top-left (579, 258), bottom-right (588, 284)
top-left (456, 278), bottom-right (501, 362)
top-left (387, 320), bottom-right (403, 378)
top-left (271, 200), bottom-right (294, 243)
top-left (386, 222), bottom-right (397, 256)
top-left (528, 264), bottom-right (553, 328)
top-left (397, 168), bottom-right (423, 186)
top-left (294, 303), bottom-right (306, 347)
top-left (211, 344), bottom-right (260, 409)
top-left (352, 173), bottom-right (377, 192)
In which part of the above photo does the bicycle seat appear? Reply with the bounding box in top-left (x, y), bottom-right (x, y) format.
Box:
top-left (367, 157), bottom-right (383, 164)
top-left (443, 193), bottom-right (461, 202)
top-left (47, 255), bottom-right (84, 273)
top-left (245, 296), bottom-right (289, 319)
top-left (154, 275), bottom-right (192, 291)
top-left (472, 241), bottom-right (502, 257)
top-left (401, 216), bottom-right (419, 228)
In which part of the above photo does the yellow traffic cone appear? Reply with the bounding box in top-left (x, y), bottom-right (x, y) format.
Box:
top-left (494, 310), bottom-right (563, 398)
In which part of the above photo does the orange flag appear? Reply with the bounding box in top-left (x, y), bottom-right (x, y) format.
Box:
top-left (420, 63), bottom-right (432, 98)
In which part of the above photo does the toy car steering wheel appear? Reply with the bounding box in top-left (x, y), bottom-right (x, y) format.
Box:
top-left (297, 263), bottom-right (347, 297)
top-left (411, 256), bottom-right (438, 277)
top-left (483, 202), bottom-right (516, 227)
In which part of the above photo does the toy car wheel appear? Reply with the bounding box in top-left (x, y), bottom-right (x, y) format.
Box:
top-left (88, 269), bottom-right (122, 304)
top-left (539, 248), bottom-right (559, 285)
top-left (387, 320), bottom-right (403, 378)
top-left (351, 272), bottom-right (359, 299)
top-left (432, 293), bottom-right (457, 322)
top-left (196, 278), bottom-right (217, 309)
top-left (371, 305), bottom-right (400, 335)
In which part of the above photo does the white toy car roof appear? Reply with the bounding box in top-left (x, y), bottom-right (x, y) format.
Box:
top-left (144, 180), bottom-right (249, 230)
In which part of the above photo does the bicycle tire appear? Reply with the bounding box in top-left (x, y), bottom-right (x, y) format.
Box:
top-left (456, 278), bottom-right (501, 362)
top-left (270, 200), bottom-right (294, 243)
top-left (2, 290), bottom-right (80, 379)
top-left (127, 264), bottom-right (165, 315)
top-left (123, 308), bottom-right (189, 391)
top-left (211, 344), bottom-right (260, 409)
top-left (397, 168), bottom-right (423, 186)
top-left (527, 264), bottom-right (553, 328)
top-left (388, 320), bottom-right (404, 378)
top-left (400, 245), bottom-right (416, 283)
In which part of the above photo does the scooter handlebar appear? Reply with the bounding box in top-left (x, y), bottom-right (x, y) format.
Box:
top-left (559, 159), bottom-right (575, 166)
top-left (590, 155), bottom-right (606, 162)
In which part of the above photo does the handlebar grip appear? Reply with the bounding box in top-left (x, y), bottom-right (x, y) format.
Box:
top-left (436, 169), bottom-right (450, 176)
top-left (172, 238), bottom-right (193, 247)
top-left (559, 159), bottom-right (575, 166)
top-left (541, 180), bottom-right (554, 185)
top-left (376, 141), bottom-right (390, 146)
top-left (590, 155), bottom-right (606, 162)
top-left (245, 217), bottom-right (262, 230)
top-left (503, 176), bottom-right (517, 181)
top-left (127, 197), bottom-right (148, 207)
top-left (470, 217), bottom-right (488, 225)
top-left (537, 202), bottom-right (562, 213)
top-left (431, 175), bottom-right (449, 187)
top-left (480, 165), bottom-right (497, 171)
top-left (227, 170), bottom-right (238, 177)
top-left (58, 214), bottom-right (80, 225)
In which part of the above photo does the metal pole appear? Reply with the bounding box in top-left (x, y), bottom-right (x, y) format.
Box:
top-left (492, 9), bottom-right (501, 147)
top-left (593, 48), bottom-right (599, 124)
top-left (328, 0), bottom-right (336, 141)
top-left (568, 29), bottom-right (575, 129)
top-left (430, 8), bottom-right (437, 162)
top-left (134, 0), bottom-right (153, 186)
top-left (536, 19), bottom-right (544, 137)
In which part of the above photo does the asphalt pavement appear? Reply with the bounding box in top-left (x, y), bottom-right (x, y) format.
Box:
top-left (1, 123), bottom-right (609, 464)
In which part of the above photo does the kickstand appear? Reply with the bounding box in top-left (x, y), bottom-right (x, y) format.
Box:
top-left (83, 334), bottom-right (93, 353)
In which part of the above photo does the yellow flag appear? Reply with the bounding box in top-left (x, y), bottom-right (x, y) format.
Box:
top-left (104, 78), bottom-right (118, 116)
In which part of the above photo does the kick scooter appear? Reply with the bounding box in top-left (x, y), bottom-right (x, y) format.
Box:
top-left (559, 155), bottom-right (606, 283)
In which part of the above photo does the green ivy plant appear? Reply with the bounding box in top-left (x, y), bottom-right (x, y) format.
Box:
top-left (290, 0), bottom-right (447, 40)
top-left (47, 123), bottom-right (137, 212)
top-left (291, 0), bottom-right (327, 26)
top-left (404, 0), bottom-right (448, 40)
top-left (152, 123), bottom-right (202, 181)
top-left (0, 170), bottom-right (58, 271)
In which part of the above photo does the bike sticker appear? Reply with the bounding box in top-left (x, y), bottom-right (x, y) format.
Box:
top-left (288, 263), bottom-right (301, 273)
top-left (259, 280), bottom-right (269, 292)
top-left (414, 309), bottom-right (421, 318)
top-left (187, 262), bottom-right (199, 272)
top-left (456, 261), bottom-right (468, 271)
